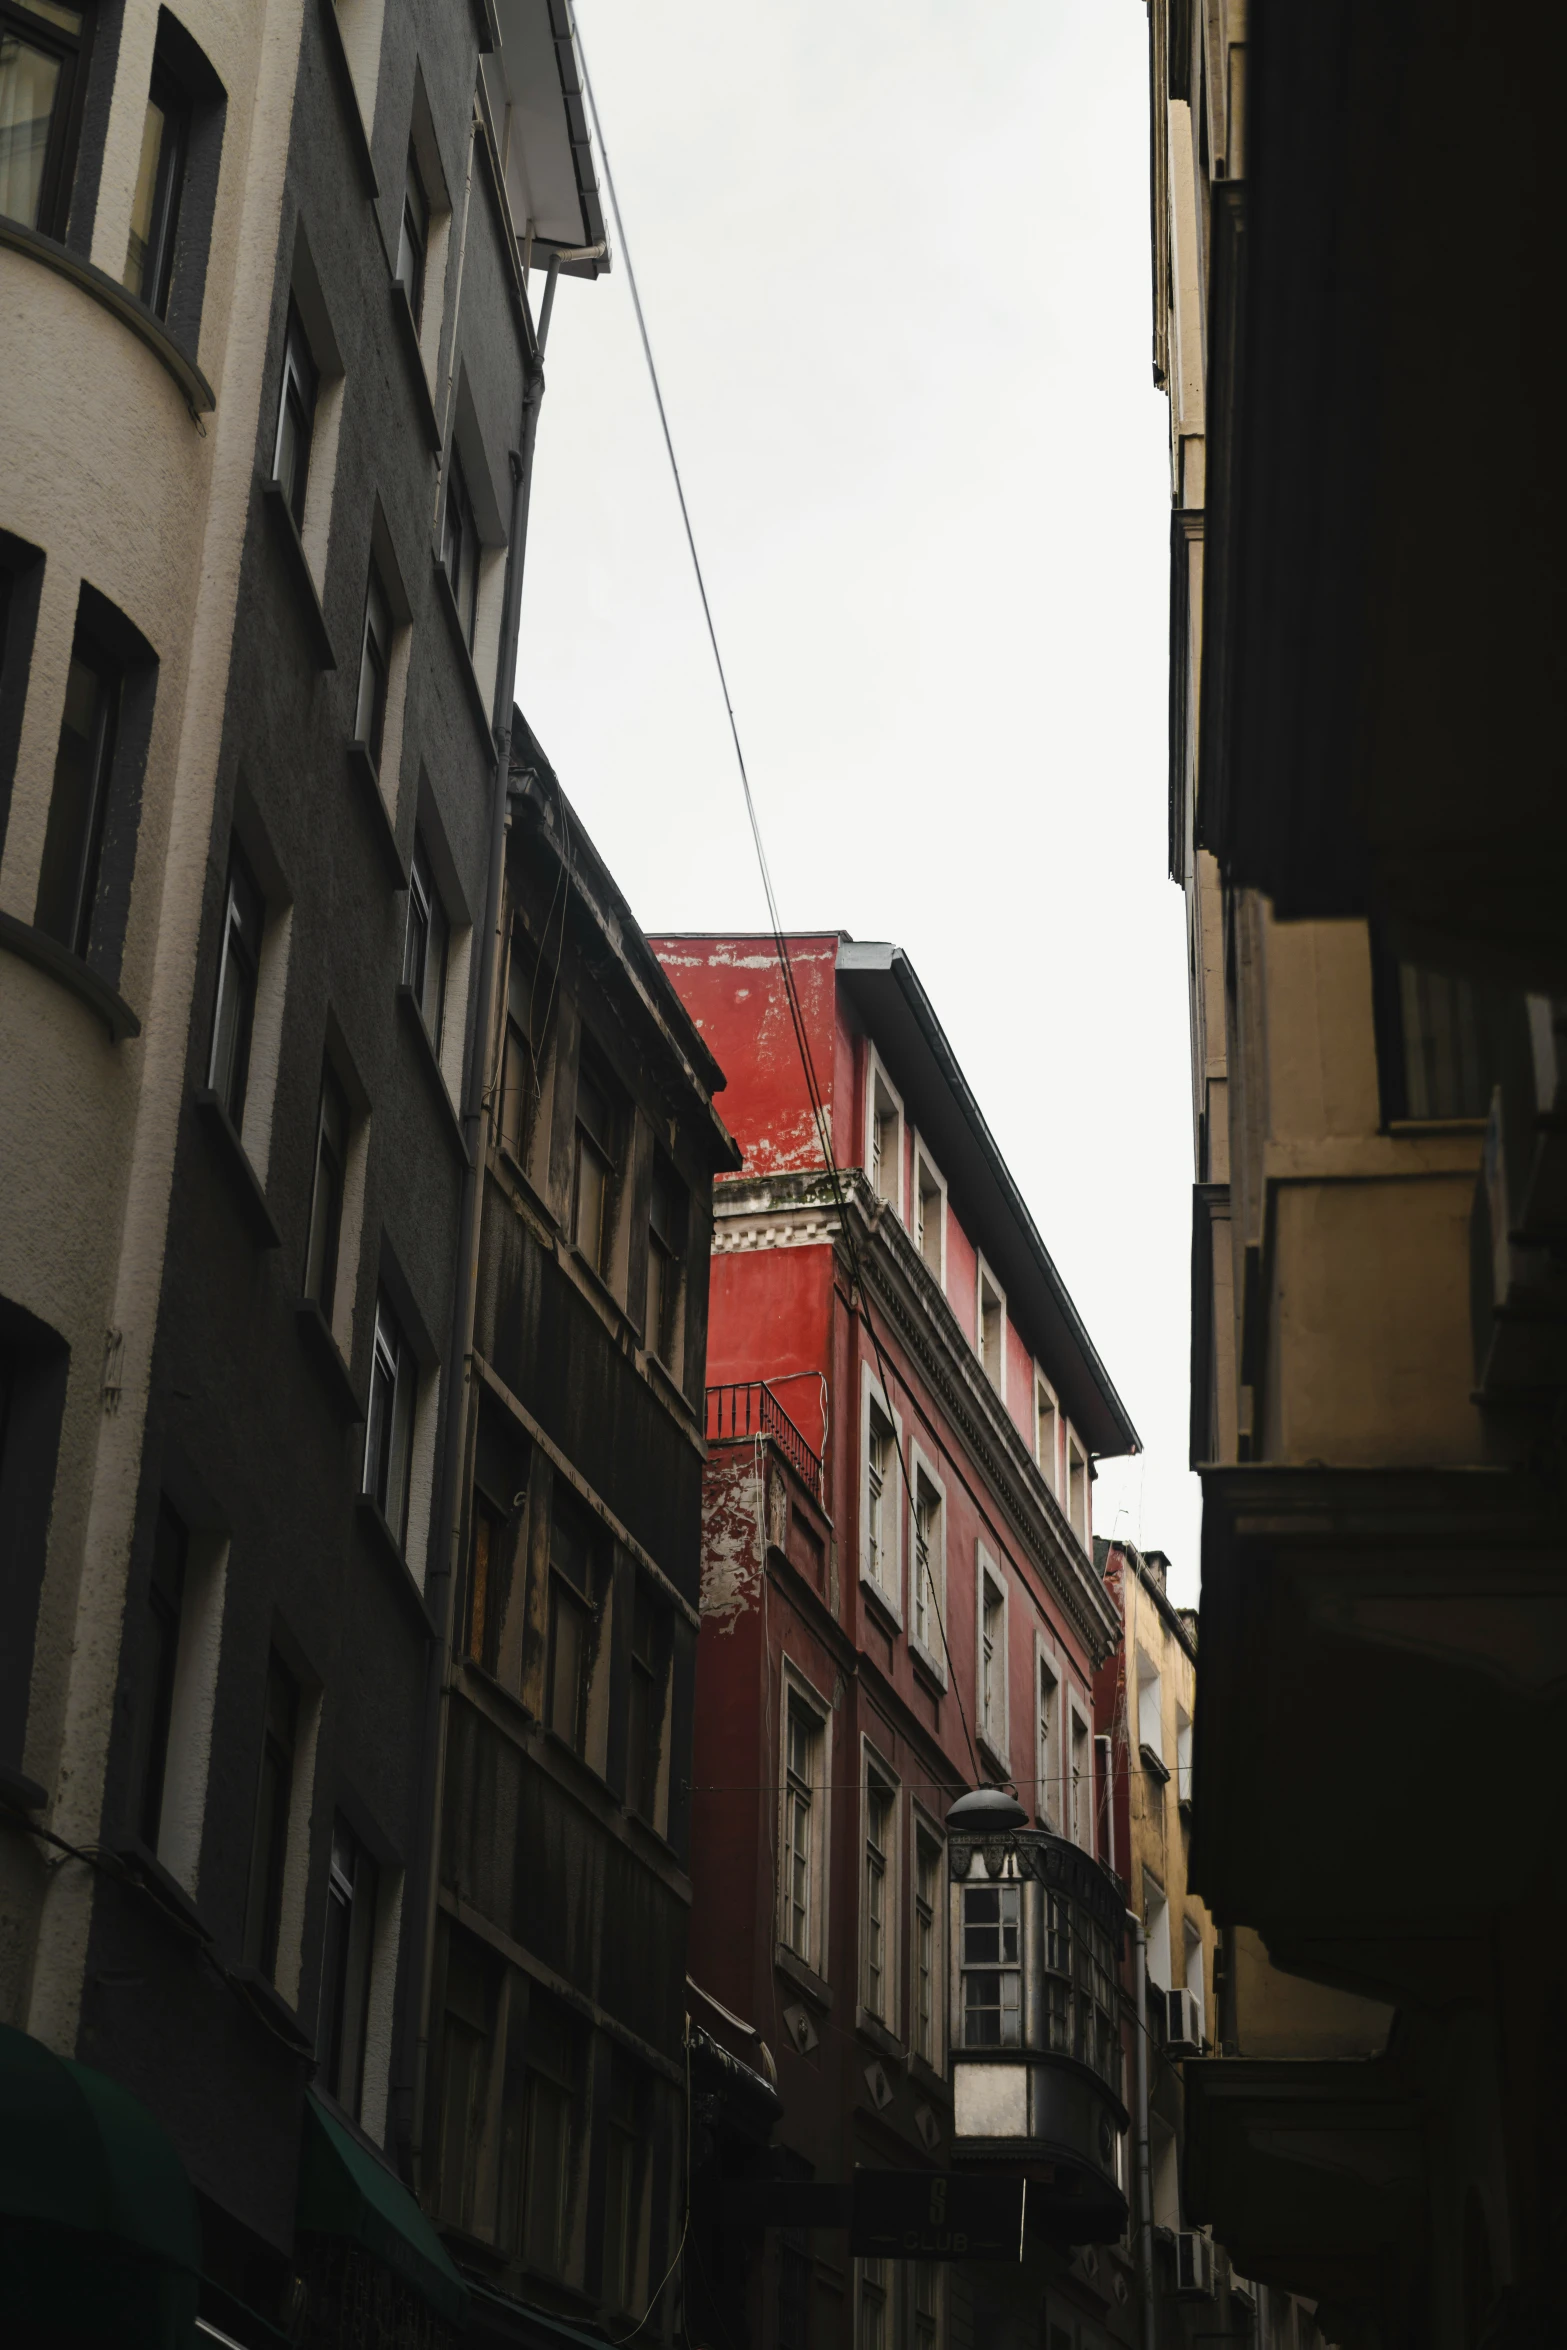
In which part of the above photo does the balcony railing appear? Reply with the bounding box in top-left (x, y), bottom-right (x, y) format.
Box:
top-left (706, 1381), bottom-right (824, 1503)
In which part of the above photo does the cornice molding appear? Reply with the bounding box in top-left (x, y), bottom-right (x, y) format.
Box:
top-left (712, 1170), bottom-right (1121, 1666)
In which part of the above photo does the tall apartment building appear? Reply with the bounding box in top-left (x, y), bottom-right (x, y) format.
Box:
top-left (0, 4), bottom-right (611, 2344)
top-left (651, 933), bottom-right (1140, 2350)
top-left (1148, 3), bottom-right (1567, 2343)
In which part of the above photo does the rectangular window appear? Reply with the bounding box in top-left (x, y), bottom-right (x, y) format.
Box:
top-left (137, 1496), bottom-right (187, 1850)
top-left (363, 1289), bottom-right (415, 1547)
top-left (403, 828), bottom-right (448, 1050)
top-left (437, 1929), bottom-right (492, 2234)
top-left (914, 1827), bottom-right (941, 2067)
top-left (867, 1059), bottom-right (902, 1216)
top-left (961, 1880), bottom-right (1021, 2047)
top-left (778, 2230), bottom-right (811, 2350)
top-left (244, 1649), bottom-right (299, 1982)
top-left (602, 2055), bottom-right (642, 2313)
top-left (273, 299), bottom-right (318, 528)
top-left (646, 1153), bottom-right (685, 1369)
top-left (912, 2262), bottom-right (941, 2350)
top-left (546, 1492), bottom-right (596, 1758)
top-left (499, 930), bottom-right (546, 1167)
top-left (0, 0), bottom-right (90, 238)
top-left (913, 1143), bottom-right (944, 1278)
top-left (862, 1769), bottom-right (894, 2024)
top-left (1070, 1707), bottom-right (1092, 1852)
top-left (441, 445), bottom-right (479, 653)
top-left (572, 1051), bottom-right (618, 1281)
top-left (1145, 1871), bottom-right (1172, 1989)
top-left (121, 58), bottom-right (187, 316)
top-left (625, 1581), bottom-right (662, 1822)
top-left (355, 562), bottom-right (393, 769)
top-left (782, 1692), bottom-right (819, 1965)
top-left (319, 1813), bottom-right (377, 2119)
top-left (1035, 1378), bottom-right (1058, 1493)
top-left (1137, 1648), bottom-right (1163, 1764)
top-left (1037, 1652), bottom-right (1059, 1826)
top-left (977, 1261), bottom-right (1005, 1392)
top-left (304, 1063), bottom-right (350, 1317)
top-left (207, 839), bottom-right (264, 1128)
top-left (395, 142), bottom-right (429, 328)
top-left (911, 1468), bottom-right (942, 1658)
top-left (1176, 1705), bottom-right (1193, 1805)
top-left (1372, 941), bottom-right (1492, 1123)
top-left (1067, 1431), bottom-right (1088, 1545)
top-left (859, 2257), bottom-right (889, 2350)
top-left (522, 1999), bottom-right (576, 2276)
top-left (864, 1393), bottom-right (896, 1606)
top-left (465, 1487), bottom-right (504, 1675)
top-left (978, 1562), bottom-right (1006, 1755)
top-left (35, 625), bottom-right (120, 957)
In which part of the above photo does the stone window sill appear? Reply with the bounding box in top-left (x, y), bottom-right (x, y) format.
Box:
top-left (774, 1942), bottom-right (833, 2011)
top-left (194, 1088), bottom-right (282, 1248)
top-left (0, 214), bottom-right (214, 416)
top-left (0, 909), bottom-right (139, 1040)
top-left (856, 2007), bottom-right (906, 2066)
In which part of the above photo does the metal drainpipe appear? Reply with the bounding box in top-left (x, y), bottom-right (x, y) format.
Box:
top-left (404, 253), bottom-right (558, 2186)
top-left (1128, 1907), bottom-right (1157, 2350)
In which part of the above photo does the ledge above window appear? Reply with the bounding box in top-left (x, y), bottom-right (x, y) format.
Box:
top-left (0, 910), bottom-right (140, 1041)
top-left (0, 216), bottom-right (216, 418)
top-left (261, 481), bottom-right (336, 670)
top-left (194, 1088), bottom-right (282, 1248)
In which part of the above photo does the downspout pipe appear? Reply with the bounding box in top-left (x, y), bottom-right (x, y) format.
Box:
top-left (401, 254), bottom-right (556, 2185)
top-left (1128, 1907), bottom-right (1157, 2350)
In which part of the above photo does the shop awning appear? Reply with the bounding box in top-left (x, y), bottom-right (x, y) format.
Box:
top-left (296, 2091), bottom-right (466, 2326)
top-left (0, 2020), bottom-right (200, 2346)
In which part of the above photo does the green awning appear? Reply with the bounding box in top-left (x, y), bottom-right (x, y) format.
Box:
top-left (0, 2020), bottom-right (200, 2347)
top-left (297, 2091), bottom-right (467, 2326)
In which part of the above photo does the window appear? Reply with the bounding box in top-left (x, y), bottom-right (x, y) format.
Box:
top-left (122, 59), bottom-right (187, 315)
top-left (862, 1766), bottom-right (895, 2024)
top-left (861, 1372), bottom-right (900, 1615)
top-left (1035, 1376), bottom-right (1058, 1494)
top-left (499, 929), bottom-right (548, 1167)
top-left (1067, 1430), bottom-right (1088, 1545)
top-left (912, 2262), bottom-right (942, 2350)
top-left (0, 0), bottom-right (90, 238)
top-left (1070, 1705), bottom-right (1092, 1852)
top-left (403, 829), bottom-right (448, 1049)
top-left (779, 2230), bottom-right (811, 2350)
top-left (781, 1689), bottom-right (821, 1966)
top-left (645, 1154), bottom-right (685, 1368)
top-left (572, 1051), bottom-right (618, 1281)
top-left (1136, 1647), bottom-right (1163, 1765)
top-left (914, 1825), bottom-right (941, 2067)
top-left (319, 1814), bottom-right (377, 2118)
top-left (977, 1554), bottom-right (1007, 1758)
top-left (960, 1880), bottom-right (1021, 2047)
top-left (272, 299), bottom-right (318, 528)
top-left (1371, 940), bottom-right (1492, 1122)
top-left (137, 1497), bottom-right (187, 1850)
top-left (1044, 1886), bottom-right (1119, 2091)
top-left (602, 2055), bottom-right (643, 2312)
top-left (437, 1928), bottom-right (492, 2233)
top-left (207, 840), bottom-right (264, 1127)
top-left (35, 623), bottom-right (119, 957)
top-left (866, 1055), bottom-right (903, 1218)
top-left (1036, 1649), bottom-right (1059, 1827)
top-left (859, 2257), bottom-right (890, 2350)
top-left (977, 1259), bottom-right (1005, 1393)
top-left (910, 1459), bottom-right (944, 1665)
top-left (441, 445), bottom-right (479, 652)
top-left (521, 1999), bottom-right (576, 2275)
top-left (304, 1064), bottom-right (350, 1317)
top-left (355, 561), bottom-right (393, 769)
top-left (1176, 1704), bottom-right (1193, 1805)
top-left (912, 1141), bottom-right (944, 1279)
top-left (546, 1491), bottom-right (597, 1758)
top-left (395, 142), bottom-right (429, 328)
top-left (1184, 1917), bottom-right (1206, 2025)
top-left (1144, 1870), bottom-right (1171, 1990)
top-left (244, 1650), bottom-right (299, 1982)
top-left (625, 1581), bottom-right (662, 1822)
top-left (465, 1487), bottom-right (504, 1674)
top-left (363, 1289), bottom-right (415, 1546)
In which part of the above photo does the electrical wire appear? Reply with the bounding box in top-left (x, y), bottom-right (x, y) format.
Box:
top-left (570, 2), bottom-right (983, 1785)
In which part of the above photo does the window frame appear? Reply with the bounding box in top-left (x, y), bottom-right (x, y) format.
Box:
top-left (645, 1150), bottom-right (687, 1374)
top-left (303, 1060), bottom-right (351, 1320)
top-left (1066, 1425), bottom-right (1089, 1548)
top-left (1034, 1370), bottom-right (1059, 1497)
top-left (975, 1253), bottom-right (1007, 1398)
top-left (354, 558), bottom-right (393, 770)
top-left (363, 1287), bottom-right (416, 1549)
top-left (906, 1441), bottom-right (947, 1684)
top-left (207, 835), bottom-right (264, 1128)
top-left (121, 54), bottom-right (188, 317)
top-left (859, 1362), bottom-right (903, 1627)
top-left (911, 1809), bottom-right (944, 2072)
top-left (570, 1043), bottom-right (622, 1286)
top-left (959, 1874), bottom-right (1022, 2050)
top-left (137, 1494), bottom-right (188, 1851)
top-left (1034, 1635), bottom-right (1061, 1831)
top-left (272, 296), bottom-right (319, 529)
top-left (403, 826), bottom-right (448, 1051)
top-left (395, 139), bottom-right (429, 328)
top-left (441, 441), bottom-right (479, 653)
top-left (243, 1647), bottom-right (300, 1983)
top-left (974, 1545), bottom-right (1010, 1768)
top-left (864, 1045), bottom-right (905, 1222)
top-left (0, 0), bottom-right (94, 241)
top-left (1136, 1643), bottom-right (1164, 1767)
top-left (1068, 1691), bottom-right (1093, 1854)
top-left (777, 1663), bottom-right (831, 1979)
top-left (910, 1131), bottom-right (947, 1285)
top-left (318, 1810), bottom-right (379, 2120)
top-left (34, 622), bottom-right (121, 960)
top-left (860, 1746), bottom-right (899, 2032)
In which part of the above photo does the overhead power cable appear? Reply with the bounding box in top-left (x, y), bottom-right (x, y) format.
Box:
top-left (570, 5), bottom-right (984, 1786)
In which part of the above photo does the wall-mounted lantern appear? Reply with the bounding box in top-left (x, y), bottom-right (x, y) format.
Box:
top-left (946, 1786), bottom-right (1127, 2242)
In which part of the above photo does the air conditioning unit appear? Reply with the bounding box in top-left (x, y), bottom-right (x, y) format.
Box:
top-left (1175, 2231), bottom-right (1215, 2297)
top-left (1165, 1987), bottom-right (1203, 2053)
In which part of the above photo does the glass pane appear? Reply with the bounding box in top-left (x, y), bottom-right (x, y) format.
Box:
top-left (122, 95), bottom-right (167, 299)
top-left (36, 644), bottom-right (115, 952)
top-left (0, 34), bottom-right (61, 231)
top-left (19, 3), bottom-right (83, 30)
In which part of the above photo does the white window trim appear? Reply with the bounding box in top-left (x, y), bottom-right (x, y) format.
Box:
top-left (974, 1544), bottom-right (1010, 1770)
top-left (1033, 1631), bottom-right (1062, 1832)
top-left (777, 1659), bottom-right (833, 1980)
top-left (1065, 1422), bottom-right (1090, 1550)
top-left (975, 1253), bottom-right (1007, 1401)
top-left (909, 1129), bottom-right (947, 1287)
top-left (910, 1801), bottom-right (946, 2074)
top-left (864, 1044), bottom-right (905, 1223)
top-left (859, 1362), bottom-right (904, 1627)
top-left (1033, 1369), bottom-right (1059, 1499)
top-left (906, 1441), bottom-right (947, 1686)
top-left (859, 1739), bottom-right (901, 2037)
top-left (1067, 1687), bottom-right (1094, 1854)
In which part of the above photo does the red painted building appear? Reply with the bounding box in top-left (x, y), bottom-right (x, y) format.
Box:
top-left (651, 935), bottom-right (1139, 2350)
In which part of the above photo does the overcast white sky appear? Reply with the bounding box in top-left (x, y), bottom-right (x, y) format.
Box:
top-left (516, 2), bottom-right (1200, 1600)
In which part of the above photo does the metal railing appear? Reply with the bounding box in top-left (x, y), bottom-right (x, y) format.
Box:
top-left (705, 1381), bottom-right (824, 1503)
